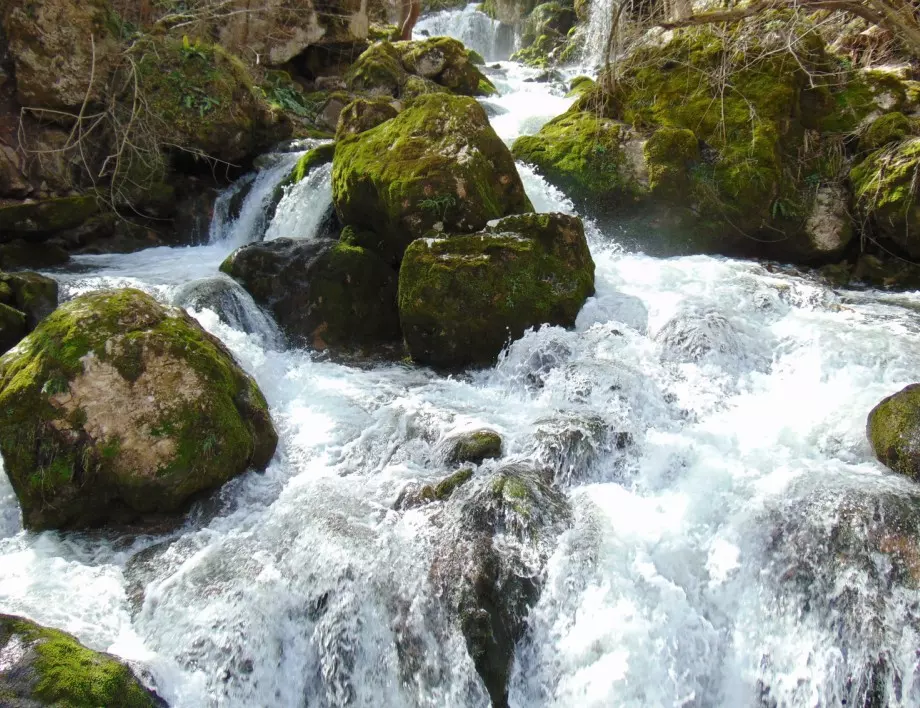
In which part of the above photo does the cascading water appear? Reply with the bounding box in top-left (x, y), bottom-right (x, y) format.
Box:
top-left (3, 28), bottom-right (920, 708)
top-left (415, 4), bottom-right (517, 62)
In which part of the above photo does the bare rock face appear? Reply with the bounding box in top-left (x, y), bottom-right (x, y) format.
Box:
top-left (2, 0), bottom-right (121, 111)
top-left (0, 288), bottom-right (278, 530)
top-left (217, 0), bottom-right (374, 65)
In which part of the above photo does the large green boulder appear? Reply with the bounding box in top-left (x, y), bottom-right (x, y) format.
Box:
top-left (220, 238), bottom-right (401, 352)
top-left (512, 111), bottom-right (643, 207)
top-left (333, 93), bottom-right (533, 265)
top-left (0, 289), bottom-right (277, 530)
top-left (0, 196), bottom-right (100, 238)
top-left (398, 212), bottom-right (594, 368)
top-left (851, 137), bottom-right (920, 258)
top-left (0, 614), bottom-right (165, 707)
top-left (867, 384), bottom-right (920, 480)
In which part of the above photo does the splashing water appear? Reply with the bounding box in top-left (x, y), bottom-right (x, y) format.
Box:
top-left (3, 38), bottom-right (920, 708)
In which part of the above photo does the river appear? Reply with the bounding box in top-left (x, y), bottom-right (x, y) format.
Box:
top-left (1, 5), bottom-right (920, 707)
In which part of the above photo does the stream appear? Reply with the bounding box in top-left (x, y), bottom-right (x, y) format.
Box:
top-left (2, 6), bottom-right (920, 707)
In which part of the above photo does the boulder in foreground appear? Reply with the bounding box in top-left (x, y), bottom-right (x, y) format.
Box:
top-left (0, 289), bottom-right (277, 530)
top-left (0, 613), bottom-right (165, 707)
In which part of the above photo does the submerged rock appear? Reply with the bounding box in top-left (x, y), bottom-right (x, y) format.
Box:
top-left (432, 463), bottom-right (570, 707)
top-left (333, 93), bottom-right (532, 265)
top-left (0, 289), bottom-right (277, 530)
top-left (394, 467), bottom-right (474, 509)
top-left (867, 384), bottom-right (920, 480)
top-left (398, 212), bottom-right (594, 367)
top-left (220, 238), bottom-right (401, 352)
top-left (0, 614), bottom-right (165, 707)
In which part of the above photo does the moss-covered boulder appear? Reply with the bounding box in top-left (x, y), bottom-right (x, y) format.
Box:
top-left (512, 111), bottom-right (643, 207)
top-left (432, 463), bottom-right (570, 706)
top-left (0, 196), bottom-right (100, 238)
top-left (2, 0), bottom-right (121, 111)
top-left (867, 384), bottom-right (920, 480)
top-left (344, 38), bottom-right (495, 99)
top-left (398, 212), bottom-right (594, 368)
top-left (220, 238), bottom-right (401, 352)
top-left (442, 428), bottom-right (503, 465)
top-left (860, 112), bottom-right (915, 153)
top-left (0, 303), bottom-right (27, 356)
top-left (333, 93), bottom-right (532, 265)
top-left (133, 35), bottom-right (288, 163)
top-left (0, 614), bottom-right (165, 707)
top-left (336, 97), bottom-right (400, 138)
top-left (851, 137), bottom-right (920, 257)
top-left (511, 1), bottom-right (576, 67)
top-left (0, 289), bottom-right (277, 530)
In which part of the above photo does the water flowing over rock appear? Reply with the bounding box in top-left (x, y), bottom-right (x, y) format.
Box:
top-left (332, 92), bottom-right (533, 265)
top-left (221, 237), bottom-right (401, 353)
top-left (399, 212), bottom-right (594, 367)
top-left (0, 613), bottom-right (166, 707)
top-left (0, 289), bottom-right (277, 530)
top-left (432, 463), bottom-right (571, 707)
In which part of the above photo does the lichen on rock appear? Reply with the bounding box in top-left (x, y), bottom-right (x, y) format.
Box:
top-left (0, 288), bottom-right (277, 530)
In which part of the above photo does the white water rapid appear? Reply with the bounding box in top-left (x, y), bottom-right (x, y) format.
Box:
top-left (3, 11), bottom-right (920, 708)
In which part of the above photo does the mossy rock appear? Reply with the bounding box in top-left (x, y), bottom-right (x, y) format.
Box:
top-left (443, 428), bottom-right (503, 465)
top-left (398, 212), bottom-right (594, 368)
top-left (344, 38), bottom-right (496, 99)
top-left (0, 614), bottom-right (165, 707)
top-left (0, 272), bottom-right (59, 329)
top-left (859, 112), bottom-right (916, 153)
top-left (395, 37), bottom-right (495, 97)
top-left (333, 93), bottom-right (532, 265)
top-left (566, 75), bottom-right (595, 98)
top-left (220, 238), bottom-right (401, 353)
top-left (345, 41), bottom-right (407, 97)
top-left (644, 127), bottom-right (700, 198)
top-left (132, 35), bottom-right (288, 163)
top-left (0, 196), bottom-right (100, 237)
top-left (291, 143), bottom-right (336, 183)
top-left (512, 110), bottom-right (642, 207)
top-left (432, 462), bottom-right (570, 707)
top-left (394, 467), bottom-right (474, 509)
top-left (336, 97), bottom-right (399, 138)
top-left (868, 384), bottom-right (920, 480)
top-left (850, 137), bottom-right (920, 257)
top-left (0, 289), bottom-right (278, 530)
top-left (0, 239), bottom-right (71, 271)
top-left (0, 303), bottom-right (27, 356)
top-left (518, 1), bottom-right (576, 64)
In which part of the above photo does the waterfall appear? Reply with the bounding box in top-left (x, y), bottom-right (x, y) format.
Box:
top-left (263, 163), bottom-right (335, 242)
top-left (582, 0), bottom-right (615, 69)
top-left (415, 4), bottom-right (517, 62)
top-left (172, 276), bottom-right (286, 350)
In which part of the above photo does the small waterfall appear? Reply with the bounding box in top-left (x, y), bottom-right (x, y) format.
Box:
top-left (172, 275), bottom-right (285, 350)
top-left (582, 0), bottom-right (615, 69)
top-left (263, 163), bottom-right (335, 242)
top-left (415, 4), bottom-right (517, 62)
